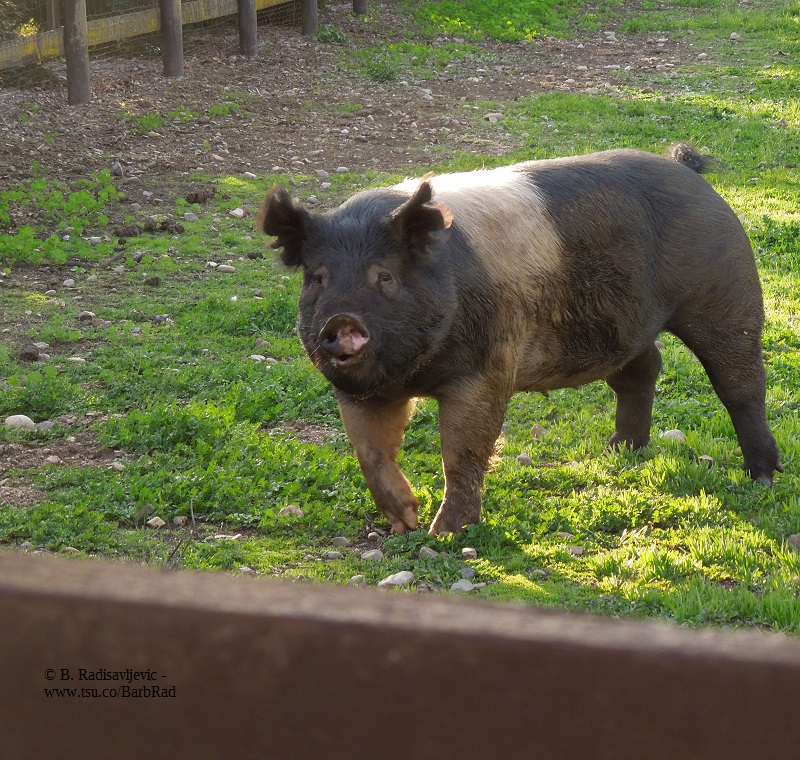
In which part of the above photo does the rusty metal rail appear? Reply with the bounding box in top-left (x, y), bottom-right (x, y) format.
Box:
top-left (1, 551), bottom-right (798, 759)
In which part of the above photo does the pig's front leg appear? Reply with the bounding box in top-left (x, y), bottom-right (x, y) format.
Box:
top-left (337, 395), bottom-right (419, 534)
top-left (429, 378), bottom-right (511, 535)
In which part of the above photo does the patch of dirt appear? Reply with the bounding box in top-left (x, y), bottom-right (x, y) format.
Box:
top-left (0, 415), bottom-right (122, 473)
top-left (267, 420), bottom-right (342, 445)
top-left (0, 1), bottom-right (694, 204)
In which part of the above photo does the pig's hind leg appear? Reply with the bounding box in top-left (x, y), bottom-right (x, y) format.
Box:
top-left (605, 343), bottom-right (663, 451)
top-left (667, 317), bottom-right (783, 485)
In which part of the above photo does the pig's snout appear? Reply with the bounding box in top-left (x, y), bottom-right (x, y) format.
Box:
top-left (319, 314), bottom-right (370, 364)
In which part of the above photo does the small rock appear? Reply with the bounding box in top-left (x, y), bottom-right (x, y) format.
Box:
top-left (367, 531), bottom-right (381, 541)
top-left (730, 31), bottom-right (744, 42)
top-left (517, 453), bottom-right (533, 467)
top-left (530, 424), bottom-right (548, 439)
top-left (63, 278), bottom-right (75, 288)
top-left (418, 546), bottom-right (439, 559)
top-left (61, 546), bottom-right (80, 553)
top-left (377, 570), bottom-right (414, 588)
top-left (4, 415), bottom-right (35, 430)
top-left (239, 566), bottom-right (255, 574)
top-left (315, 170), bottom-right (330, 179)
top-left (110, 461), bottom-right (125, 471)
top-left (332, 536), bottom-right (353, 547)
top-left (660, 429), bottom-right (686, 443)
top-left (348, 574), bottom-right (365, 586)
top-left (44, 289), bottom-right (57, 296)
top-left (255, 338), bottom-right (271, 349)
top-left (243, 171), bottom-right (257, 179)
top-left (77, 311), bottom-right (96, 321)
top-left (279, 505), bottom-right (305, 517)
top-left (250, 354), bottom-right (266, 362)
top-left (335, 166), bottom-right (350, 174)
top-left (361, 549), bottom-right (384, 562)
top-left (568, 545), bottom-right (585, 557)
top-left (462, 547), bottom-right (478, 560)
top-left (655, 340), bottom-right (665, 350)
top-left (172, 516), bottom-right (188, 526)
top-left (184, 212), bottom-right (199, 222)
top-left (698, 455), bottom-right (714, 469)
top-left (450, 579), bottom-right (476, 592)
top-left (146, 516), bottom-right (166, 528)
top-left (66, 357), bottom-right (86, 363)
top-left (528, 568), bottom-right (549, 580)
top-left (786, 534), bottom-right (800, 552)
top-left (18, 541), bottom-right (34, 551)
top-left (36, 421), bottom-right (55, 431)
top-left (458, 567), bottom-right (476, 580)
top-left (217, 264), bottom-right (236, 273)
top-left (323, 551), bottom-right (343, 560)
top-left (32, 342), bottom-right (50, 349)
top-left (484, 112), bottom-right (504, 123)
top-left (45, 455), bottom-right (62, 465)
top-left (229, 208), bottom-right (245, 219)
top-left (557, 531), bottom-right (574, 540)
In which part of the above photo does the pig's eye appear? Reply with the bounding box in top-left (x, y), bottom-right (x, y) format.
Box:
top-left (377, 271), bottom-right (393, 284)
top-left (313, 273), bottom-right (324, 284)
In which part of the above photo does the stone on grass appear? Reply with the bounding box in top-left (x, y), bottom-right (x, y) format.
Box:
top-left (378, 570), bottom-right (414, 588)
top-left (418, 546), bottom-right (439, 559)
top-left (698, 455), bottom-right (714, 469)
top-left (36, 421), bottom-right (55, 431)
top-left (323, 551), bottom-right (343, 560)
top-left (279, 505), bottom-right (304, 517)
top-left (530, 424), bottom-right (548, 439)
top-left (332, 536), bottom-right (353, 548)
top-left (361, 549), bottom-right (384, 562)
top-left (146, 516), bottom-right (166, 528)
top-left (173, 516), bottom-right (188, 526)
top-left (458, 567), bottom-right (476, 580)
top-left (217, 264), bottom-right (236, 273)
top-left (660, 429), bottom-right (686, 443)
top-left (517, 453), bottom-right (533, 466)
top-left (348, 575), bottom-right (365, 586)
top-left (461, 547), bottom-right (478, 560)
top-left (450, 579), bottom-right (476, 593)
top-left (5, 415), bottom-right (35, 430)
top-left (568, 546), bottom-right (585, 557)
top-left (786, 534), bottom-right (800, 552)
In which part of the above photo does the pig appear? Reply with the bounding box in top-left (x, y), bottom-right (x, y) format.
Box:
top-left (258, 144), bottom-right (783, 535)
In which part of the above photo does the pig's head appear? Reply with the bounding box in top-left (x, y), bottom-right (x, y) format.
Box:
top-left (258, 181), bottom-right (456, 399)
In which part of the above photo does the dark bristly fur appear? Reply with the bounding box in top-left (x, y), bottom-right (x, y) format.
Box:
top-left (258, 143), bottom-right (782, 536)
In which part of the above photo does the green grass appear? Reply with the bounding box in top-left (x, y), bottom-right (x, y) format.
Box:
top-left (1, 0), bottom-right (799, 634)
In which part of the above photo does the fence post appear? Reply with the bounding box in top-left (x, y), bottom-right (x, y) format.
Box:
top-left (238, 0), bottom-right (258, 57)
top-left (353, 0), bottom-right (368, 15)
top-left (47, 0), bottom-right (62, 30)
top-left (302, 0), bottom-right (318, 35)
top-left (61, 0), bottom-right (91, 104)
top-left (160, 0), bottom-right (184, 77)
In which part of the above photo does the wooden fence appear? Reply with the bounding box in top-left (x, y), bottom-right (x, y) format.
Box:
top-left (1, 550), bottom-right (799, 759)
top-left (1, 0), bottom-right (370, 103)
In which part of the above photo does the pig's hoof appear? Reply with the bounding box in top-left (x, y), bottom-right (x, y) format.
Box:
top-left (429, 507), bottom-right (478, 536)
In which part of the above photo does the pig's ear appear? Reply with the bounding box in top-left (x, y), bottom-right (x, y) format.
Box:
top-left (257, 185), bottom-right (312, 267)
top-left (387, 180), bottom-right (453, 255)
